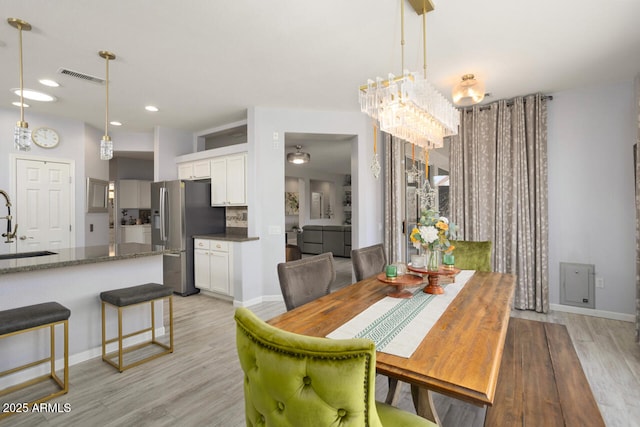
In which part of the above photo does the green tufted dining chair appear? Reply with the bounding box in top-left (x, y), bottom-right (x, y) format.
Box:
top-left (234, 307), bottom-right (436, 427)
top-left (449, 240), bottom-right (492, 272)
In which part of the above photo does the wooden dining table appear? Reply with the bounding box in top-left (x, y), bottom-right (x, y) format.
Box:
top-left (267, 270), bottom-right (516, 425)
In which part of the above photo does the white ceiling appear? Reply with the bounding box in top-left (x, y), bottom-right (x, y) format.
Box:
top-left (1, 0), bottom-right (639, 136)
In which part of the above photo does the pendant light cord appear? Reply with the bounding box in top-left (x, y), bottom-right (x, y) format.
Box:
top-left (104, 56), bottom-right (109, 138)
top-left (400, 0), bottom-right (405, 73)
top-left (422, 1), bottom-right (427, 79)
top-left (18, 23), bottom-right (25, 124)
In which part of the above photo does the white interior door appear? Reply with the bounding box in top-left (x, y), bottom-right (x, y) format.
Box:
top-left (15, 158), bottom-right (72, 252)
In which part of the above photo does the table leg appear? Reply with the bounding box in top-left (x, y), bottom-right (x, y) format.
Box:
top-left (411, 384), bottom-right (442, 426)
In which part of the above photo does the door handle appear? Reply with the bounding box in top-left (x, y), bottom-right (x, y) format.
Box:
top-left (165, 252), bottom-right (180, 257)
top-left (159, 187), bottom-right (166, 242)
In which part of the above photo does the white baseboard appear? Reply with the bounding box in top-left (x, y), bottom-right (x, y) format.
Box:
top-left (234, 294), bottom-right (283, 307)
top-left (550, 303), bottom-right (635, 323)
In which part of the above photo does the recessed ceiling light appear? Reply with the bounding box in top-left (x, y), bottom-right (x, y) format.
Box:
top-left (10, 88), bottom-right (57, 102)
top-left (11, 101), bottom-right (29, 108)
top-left (110, 121), bottom-right (122, 126)
top-left (39, 79), bottom-right (60, 87)
top-left (145, 105), bottom-right (159, 112)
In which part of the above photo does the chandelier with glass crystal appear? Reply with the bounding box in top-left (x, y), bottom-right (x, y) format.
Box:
top-left (359, 0), bottom-right (459, 150)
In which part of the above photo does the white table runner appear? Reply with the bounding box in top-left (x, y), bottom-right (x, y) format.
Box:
top-left (327, 270), bottom-right (475, 358)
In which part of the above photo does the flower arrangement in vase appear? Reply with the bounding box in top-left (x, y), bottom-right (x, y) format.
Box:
top-left (409, 209), bottom-right (458, 271)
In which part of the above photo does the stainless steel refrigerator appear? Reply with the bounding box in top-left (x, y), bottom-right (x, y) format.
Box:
top-left (151, 180), bottom-right (225, 296)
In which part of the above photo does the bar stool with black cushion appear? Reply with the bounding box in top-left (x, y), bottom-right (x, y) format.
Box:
top-left (351, 243), bottom-right (386, 281)
top-left (277, 252), bottom-right (335, 311)
top-left (100, 283), bottom-right (174, 372)
top-left (0, 302), bottom-right (70, 419)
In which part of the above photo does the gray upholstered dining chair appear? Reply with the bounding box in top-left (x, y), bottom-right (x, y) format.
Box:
top-left (351, 243), bottom-right (386, 281)
top-left (277, 252), bottom-right (336, 311)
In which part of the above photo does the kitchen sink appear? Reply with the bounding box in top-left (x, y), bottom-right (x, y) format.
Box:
top-left (0, 251), bottom-right (57, 260)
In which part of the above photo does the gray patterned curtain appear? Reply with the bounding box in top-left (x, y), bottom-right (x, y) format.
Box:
top-left (383, 133), bottom-right (404, 264)
top-left (635, 74), bottom-right (640, 344)
top-left (450, 94), bottom-right (549, 313)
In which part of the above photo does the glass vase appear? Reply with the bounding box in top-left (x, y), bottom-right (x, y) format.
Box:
top-left (425, 248), bottom-right (440, 272)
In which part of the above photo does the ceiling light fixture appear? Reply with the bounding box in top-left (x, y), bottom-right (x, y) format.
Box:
top-left (99, 50), bottom-right (116, 160)
top-left (359, 0), bottom-right (459, 150)
top-left (452, 74), bottom-right (485, 106)
top-left (39, 79), bottom-right (60, 87)
top-left (7, 18), bottom-right (32, 151)
top-left (11, 101), bottom-right (29, 108)
top-left (110, 121), bottom-right (122, 126)
top-left (287, 145), bottom-right (310, 164)
top-left (11, 88), bottom-right (56, 102)
top-left (145, 105), bottom-right (159, 112)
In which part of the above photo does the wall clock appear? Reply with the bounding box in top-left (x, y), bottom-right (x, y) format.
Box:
top-left (32, 127), bottom-right (60, 148)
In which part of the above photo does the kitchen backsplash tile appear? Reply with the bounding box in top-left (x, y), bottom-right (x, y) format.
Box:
top-left (226, 206), bottom-right (248, 228)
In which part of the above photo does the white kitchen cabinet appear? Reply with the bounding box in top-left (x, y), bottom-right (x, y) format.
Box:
top-left (178, 160), bottom-right (211, 180)
top-left (210, 153), bottom-right (247, 206)
top-left (118, 180), bottom-right (151, 209)
top-left (193, 239), bottom-right (233, 296)
top-left (138, 180), bottom-right (151, 209)
top-left (122, 225), bottom-right (151, 244)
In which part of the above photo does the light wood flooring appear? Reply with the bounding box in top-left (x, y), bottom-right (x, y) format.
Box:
top-left (2, 263), bottom-right (639, 426)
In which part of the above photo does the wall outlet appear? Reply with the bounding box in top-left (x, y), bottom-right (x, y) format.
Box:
top-left (595, 276), bottom-right (604, 288)
top-left (268, 225), bottom-right (281, 235)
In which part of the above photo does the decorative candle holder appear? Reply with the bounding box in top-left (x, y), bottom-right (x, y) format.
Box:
top-left (443, 252), bottom-right (455, 270)
top-left (385, 264), bottom-right (398, 280)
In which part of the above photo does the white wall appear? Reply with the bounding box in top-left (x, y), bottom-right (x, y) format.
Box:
top-left (248, 107), bottom-right (383, 302)
top-left (548, 80), bottom-right (636, 316)
top-left (154, 126), bottom-right (193, 181)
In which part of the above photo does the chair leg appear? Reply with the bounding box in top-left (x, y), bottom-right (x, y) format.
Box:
top-left (168, 296), bottom-right (174, 352)
top-left (117, 306), bottom-right (124, 372)
top-left (385, 377), bottom-right (403, 406)
top-left (63, 319), bottom-right (69, 392)
top-left (50, 324), bottom-right (55, 378)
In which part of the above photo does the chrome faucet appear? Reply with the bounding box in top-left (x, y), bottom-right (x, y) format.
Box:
top-left (0, 189), bottom-right (18, 243)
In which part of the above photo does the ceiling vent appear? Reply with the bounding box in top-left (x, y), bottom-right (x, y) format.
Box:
top-left (57, 67), bottom-right (105, 85)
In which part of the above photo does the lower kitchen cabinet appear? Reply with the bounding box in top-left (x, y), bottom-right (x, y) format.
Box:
top-left (194, 239), bottom-right (233, 296)
top-left (122, 225), bottom-right (151, 244)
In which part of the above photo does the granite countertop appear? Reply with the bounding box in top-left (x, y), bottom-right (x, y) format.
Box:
top-left (0, 243), bottom-right (169, 275)
top-left (193, 233), bottom-right (259, 242)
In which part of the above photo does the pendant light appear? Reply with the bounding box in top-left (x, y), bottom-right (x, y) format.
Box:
top-left (287, 145), bottom-right (310, 164)
top-left (99, 51), bottom-right (116, 160)
top-left (7, 18), bottom-right (32, 151)
top-left (452, 74), bottom-right (485, 106)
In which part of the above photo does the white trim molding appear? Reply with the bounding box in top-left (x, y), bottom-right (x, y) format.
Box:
top-left (550, 303), bottom-right (635, 323)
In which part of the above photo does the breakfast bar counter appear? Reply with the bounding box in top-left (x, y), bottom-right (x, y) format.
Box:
top-left (0, 243), bottom-right (165, 390)
top-left (0, 243), bottom-right (168, 275)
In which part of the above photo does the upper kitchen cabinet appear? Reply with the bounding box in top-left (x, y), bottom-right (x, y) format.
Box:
top-left (211, 153), bottom-right (247, 206)
top-left (178, 159), bottom-right (211, 181)
top-left (118, 179), bottom-right (151, 209)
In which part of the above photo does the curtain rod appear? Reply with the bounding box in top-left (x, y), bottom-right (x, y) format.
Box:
top-left (461, 94), bottom-right (553, 113)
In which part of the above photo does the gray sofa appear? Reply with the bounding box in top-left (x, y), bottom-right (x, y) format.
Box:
top-left (298, 225), bottom-right (351, 257)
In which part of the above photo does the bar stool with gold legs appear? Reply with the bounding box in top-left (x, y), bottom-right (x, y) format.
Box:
top-left (100, 283), bottom-right (173, 372)
top-left (0, 302), bottom-right (70, 419)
